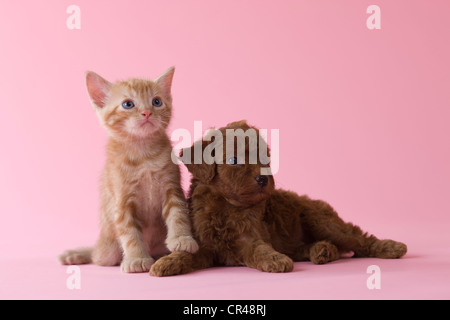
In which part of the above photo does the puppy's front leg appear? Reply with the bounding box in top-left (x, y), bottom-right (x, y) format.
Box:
top-left (150, 248), bottom-right (214, 277)
top-left (243, 240), bottom-right (294, 273)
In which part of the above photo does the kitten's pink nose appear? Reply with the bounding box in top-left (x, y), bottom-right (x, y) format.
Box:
top-left (141, 111), bottom-right (152, 119)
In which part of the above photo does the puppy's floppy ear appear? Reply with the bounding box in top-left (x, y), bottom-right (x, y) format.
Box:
top-left (180, 140), bottom-right (216, 184)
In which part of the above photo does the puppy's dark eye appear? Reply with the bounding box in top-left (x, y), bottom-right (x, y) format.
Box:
top-left (152, 97), bottom-right (163, 107)
top-left (227, 157), bottom-right (238, 165)
top-left (122, 100), bottom-right (135, 109)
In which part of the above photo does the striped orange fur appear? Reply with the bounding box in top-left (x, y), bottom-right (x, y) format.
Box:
top-left (59, 67), bottom-right (198, 273)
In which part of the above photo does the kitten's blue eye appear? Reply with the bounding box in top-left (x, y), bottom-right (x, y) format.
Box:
top-left (152, 97), bottom-right (163, 107)
top-left (227, 157), bottom-right (238, 165)
top-left (122, 100), bottom-right (135, 109)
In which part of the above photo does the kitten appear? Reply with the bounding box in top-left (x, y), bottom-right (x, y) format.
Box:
top-left (59, 67), bottom-right (198, 273)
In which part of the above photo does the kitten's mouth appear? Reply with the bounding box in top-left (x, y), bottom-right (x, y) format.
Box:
top-left (137, 119), bottom-right (159, 136)
top-left (140, 119), bottom-right (154, 127)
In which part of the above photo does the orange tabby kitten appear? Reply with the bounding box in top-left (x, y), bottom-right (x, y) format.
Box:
top-left (59, 67), bottom-right (198, 273)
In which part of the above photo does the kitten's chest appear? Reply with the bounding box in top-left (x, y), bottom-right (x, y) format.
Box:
top-left (134, 167), bottom-right (163, 215)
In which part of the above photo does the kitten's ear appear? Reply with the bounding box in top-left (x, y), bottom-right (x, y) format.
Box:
top-left (86, 71), bottom-right (112, 109)
top-left (155, 66), bottom-right (175, 99)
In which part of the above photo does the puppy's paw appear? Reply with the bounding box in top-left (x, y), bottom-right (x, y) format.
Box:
top-left (149, 252), bottom-right (191, 277)
top-left (310, 241), bottom-right (339, 265)
top-left (121, 257), bottom-right (155, 273)
top-left (166, 235), bottom-right (199, 253)
top-left (371, 240), bottom-right (407, 259)
top-left (256, 252), bottom-right (294, 273)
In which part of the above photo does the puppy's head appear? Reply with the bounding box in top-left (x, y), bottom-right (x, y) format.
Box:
top-left (181, 120), bottom-right (275, 207)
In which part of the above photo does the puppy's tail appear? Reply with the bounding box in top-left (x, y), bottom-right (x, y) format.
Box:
top-left (58, 247), bottom-right (93, 265)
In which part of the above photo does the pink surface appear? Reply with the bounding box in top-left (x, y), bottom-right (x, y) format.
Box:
top-left (1, 246), bottom-right (450, 300)
top-left (1, 0), bottom-right (450, 299)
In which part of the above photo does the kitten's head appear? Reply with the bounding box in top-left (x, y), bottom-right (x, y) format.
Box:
top-left (86, 67), bottom-right (175, 140)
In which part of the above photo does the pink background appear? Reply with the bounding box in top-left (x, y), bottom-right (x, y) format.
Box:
top-left (1, 0), bottom-right (449, 299)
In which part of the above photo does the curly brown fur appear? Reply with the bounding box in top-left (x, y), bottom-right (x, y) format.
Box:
top-left (150, 120), bottom-right (407, 276)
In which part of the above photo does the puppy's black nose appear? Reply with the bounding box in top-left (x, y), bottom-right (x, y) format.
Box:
top-left (255, 175), bottom-right (268, 187)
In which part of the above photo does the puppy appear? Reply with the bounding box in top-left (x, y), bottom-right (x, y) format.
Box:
top-left (150, 120), bottom-right (407, 276)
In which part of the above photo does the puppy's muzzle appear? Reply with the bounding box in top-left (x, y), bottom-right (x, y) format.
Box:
top-left (255, 175), bottom-right (268, 187)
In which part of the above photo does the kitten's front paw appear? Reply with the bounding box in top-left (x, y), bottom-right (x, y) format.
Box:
top-left (120, 257), bottom-right (155, 273)
top-left (166, 235), bottom-right (199, 253)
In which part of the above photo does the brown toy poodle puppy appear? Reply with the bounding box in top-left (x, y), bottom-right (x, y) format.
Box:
top-left (150, 120), bottom-right (407, 276)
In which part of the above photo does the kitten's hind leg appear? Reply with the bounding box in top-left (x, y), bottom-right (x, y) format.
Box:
top-left (58, 247), bottom-right (92, 265)
top-left (58, 225), bottom-right (122, 266)
top-left (91, 226), bottom-right (122, 266)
